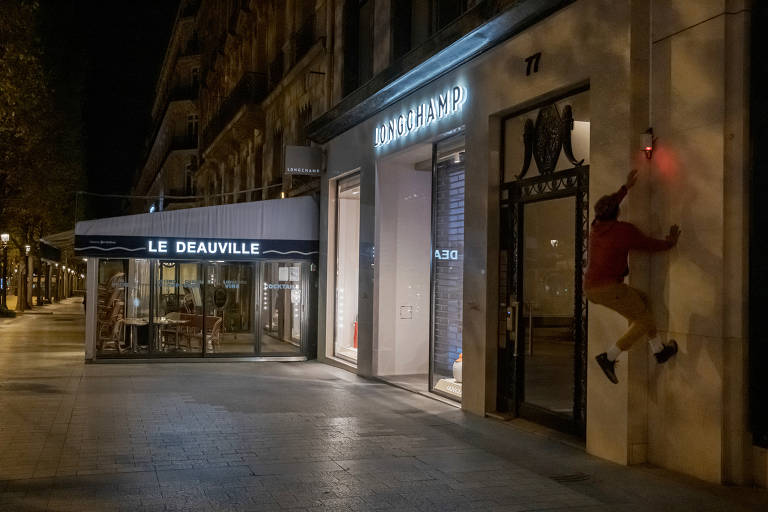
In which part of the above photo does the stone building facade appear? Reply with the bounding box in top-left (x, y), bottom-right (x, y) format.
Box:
top-left (131, 0), bottom-right (766, 490)
top-left (307, 0), bottom-right (763, 489)
top-left (136, 0), bottom-right (328, 210)
top-left (195, 0), bottom-right (328, 204)
top-left (134, 0), bottom-right (201, 212)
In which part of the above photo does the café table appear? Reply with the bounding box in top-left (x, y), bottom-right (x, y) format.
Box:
top-left (154, 317), bottom-right (190, 351)
top-left (123, 317), bottom-right (149, 352)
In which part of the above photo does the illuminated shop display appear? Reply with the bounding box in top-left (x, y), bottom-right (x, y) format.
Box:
top-left (333, 173), bottom-right (361, 363)
top-left (430, 134), bottom-right (466, 400)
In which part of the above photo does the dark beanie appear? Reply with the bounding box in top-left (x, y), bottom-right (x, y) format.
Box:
top-left (594, 194), bottom-right (620, 221)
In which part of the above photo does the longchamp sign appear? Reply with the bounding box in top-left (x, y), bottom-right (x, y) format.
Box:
top-left (284, 145), bottom-right (323, 176)
top-left (373, 85), bottom-right (467, 148)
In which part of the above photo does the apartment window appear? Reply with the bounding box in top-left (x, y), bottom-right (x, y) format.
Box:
top-left (333, 173), bottom-right (360, 363)
top-left (191, 67), bottom-right (200, 91)
top-left (269, 130), bottom-right (283, 199)
top-left (187, 114), bottom-right (199, 140)
top-left (390, 0), bottom-right (472, 61)
top-left (290, 105), bottom-right (316, 192)
top-left (294, 0), bottom-right (316, 64)
top-left (433, 0), bottom-right (468, 32)
top-left (343, 0), bottom-right (374, 96)
top-left (296, 104), bottom-right (313, 145)
top-left (391, 0), bottom-right (414, 60)
top-left (185, 158), bottom-right (196, 196)
top-left (269, 1), bottom-right (287, 86)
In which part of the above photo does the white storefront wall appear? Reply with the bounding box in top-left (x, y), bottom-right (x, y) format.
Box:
top-left (317, 0), bottom-right (751, 485)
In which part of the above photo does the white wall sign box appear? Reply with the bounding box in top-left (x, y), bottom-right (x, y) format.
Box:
top-left (284, 145), bottom-right (323, 175)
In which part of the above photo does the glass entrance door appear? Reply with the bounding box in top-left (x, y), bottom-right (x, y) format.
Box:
top-left (259, 261), bottom-right (303, 354)
top-left (498, 169), bottom-right (588, 436)
top-left (521, 197), bottom-right (576, 417)
top-left (497, 89), bottom-right (590, 436)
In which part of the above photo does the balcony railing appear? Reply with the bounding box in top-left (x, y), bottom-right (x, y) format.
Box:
top-left (168, 135), bottom-right (197, 152)
top-left (181, 36), bottom-right (200, 57)
top-left (201, 72), bottom-right (268, 152)
top-left (139, 134), bottom-right (197, 194)
top-left (168, 84), bottom-right (199, 102)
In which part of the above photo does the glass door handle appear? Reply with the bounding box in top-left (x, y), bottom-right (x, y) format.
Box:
top-left (507, 301), bottom-right (519, 356)
top-left (525, 302), bottom-right (534, 356)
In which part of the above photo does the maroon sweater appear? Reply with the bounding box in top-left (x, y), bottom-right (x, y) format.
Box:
top-left (585, 186), bottom-right (673, 288)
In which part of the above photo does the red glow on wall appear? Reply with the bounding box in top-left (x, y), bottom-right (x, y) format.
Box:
top-left (651, 143), bottom-right (680, 183)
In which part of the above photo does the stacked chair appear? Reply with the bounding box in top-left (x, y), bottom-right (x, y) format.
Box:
top-left (97, 273), bottom-right (126, 353)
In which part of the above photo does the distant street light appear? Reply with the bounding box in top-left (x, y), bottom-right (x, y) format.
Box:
top-left (0, 233), bottom-right (8, 308)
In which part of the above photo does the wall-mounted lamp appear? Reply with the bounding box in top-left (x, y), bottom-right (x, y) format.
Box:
top-left (24, 244), bottom-right (31, 255)
top-left (0, 233), bottom-right (8, 246)
top-left (642, 128), bottom-right (655, 159)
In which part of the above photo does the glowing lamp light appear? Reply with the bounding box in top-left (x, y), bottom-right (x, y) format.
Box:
top-left (642, 128), bottom-right (654, 159)
top-left (0, 233), bottom-right (8, 244)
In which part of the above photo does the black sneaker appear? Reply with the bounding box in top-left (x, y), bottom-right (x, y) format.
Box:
top-left (595, 353), bottom-right (619, 384)
top-left (654, 339), bottom-right (678, 364)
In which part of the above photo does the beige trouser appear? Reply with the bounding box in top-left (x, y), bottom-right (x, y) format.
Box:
top-left (586, 282), bottom-right (657, 351)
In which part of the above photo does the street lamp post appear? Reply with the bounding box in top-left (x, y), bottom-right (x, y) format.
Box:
top-left (0, 233), bottom-right (8, 309)
top-left (25, 244), bottom-right (31, 308)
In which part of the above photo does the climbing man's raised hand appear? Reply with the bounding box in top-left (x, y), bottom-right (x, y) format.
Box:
top-left (625, 169), bottom-right (639, 189)
top-left (666, 224), bottom-right (681, 245)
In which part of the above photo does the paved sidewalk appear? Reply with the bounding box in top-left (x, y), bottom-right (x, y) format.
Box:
top-left (0, 300), bottom-right (766, 511)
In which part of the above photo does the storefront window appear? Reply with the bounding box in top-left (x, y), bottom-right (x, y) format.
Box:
top-left (334, 173), bottom-right (360, 363)
top-left (96, 259), bottom-right (127, 355)
top-left (124, 259), bottom-right (152, 352)
top-left (260, 262), bottom-right (303, 353)
top-left (206, 262), bottom-right (255, 353)
top-left (93, 257), bottom-right (311, 358)
top-left (153, 261), bottom-right (204, 355)
top-left (430, 134), bottom-right (465, 400)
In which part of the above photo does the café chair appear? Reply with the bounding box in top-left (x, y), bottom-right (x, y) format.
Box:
top-left (99, 317), bottom-right (125, 353)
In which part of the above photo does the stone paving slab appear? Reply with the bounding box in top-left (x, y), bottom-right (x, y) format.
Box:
top-left (0, 298), bottom-right (766, 510)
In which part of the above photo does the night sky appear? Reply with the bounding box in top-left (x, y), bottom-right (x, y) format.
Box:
top-left (39, 0), bottom-right (179, 218)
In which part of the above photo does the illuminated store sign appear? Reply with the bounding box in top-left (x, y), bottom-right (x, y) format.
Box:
top-left (374, 85), bottom-right (467, 148)
top-left (148, 239), bottom-right (260, 256)
top-left (75, 235), bottom-right (319, 261)
top-left (434, 249), bottom-right (459, 260)
top-left (265, 283), bottom-right (299, 290)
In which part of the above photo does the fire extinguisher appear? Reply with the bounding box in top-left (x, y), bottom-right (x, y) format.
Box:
top-left (353, 314), bottom-right (358, 348)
